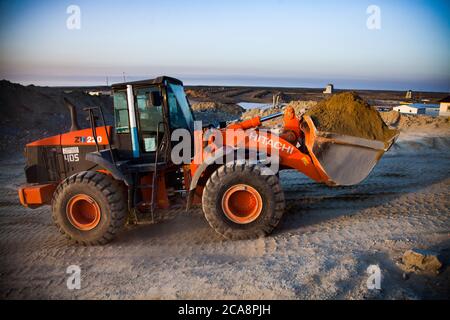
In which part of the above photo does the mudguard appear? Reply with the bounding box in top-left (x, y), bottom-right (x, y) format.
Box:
top-left (86, 151), bottom-right (132, 186)
top-left (186, 146), bottom-right (275, 210)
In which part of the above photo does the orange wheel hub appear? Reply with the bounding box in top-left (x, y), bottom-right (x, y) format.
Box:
top-left (66, 194), bottom-right (101, 231)
top-left (221, 184), bottom-right (263, 224)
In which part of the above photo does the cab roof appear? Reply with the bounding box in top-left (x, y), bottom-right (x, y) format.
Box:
top-left (111, 76), bottom-right (183, 90)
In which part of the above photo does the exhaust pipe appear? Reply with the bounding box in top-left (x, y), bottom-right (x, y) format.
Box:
top-left (63, 97), bottom-right (80, 132)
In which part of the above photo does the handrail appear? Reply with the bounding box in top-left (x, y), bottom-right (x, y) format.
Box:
top-left (97, 105), bottom-right (116, 166)
top-left (150, 121), bottom-right (165, 220)
top-left (84, 106), bottom-right (117, 166)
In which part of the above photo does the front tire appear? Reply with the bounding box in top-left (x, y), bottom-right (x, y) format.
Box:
top-left (202, 163), bottom-right (285, 240)
top-left (52, 171), bottom-right (127, 245)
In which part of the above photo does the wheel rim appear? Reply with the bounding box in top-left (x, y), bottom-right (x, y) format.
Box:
top-left (66, 194), bottom-right (101, 231)
top-left (221, 184), bottom-right (263, 224)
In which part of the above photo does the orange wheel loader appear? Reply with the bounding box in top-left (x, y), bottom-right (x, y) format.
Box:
top-left (17, 76), bottom-right (397, 245)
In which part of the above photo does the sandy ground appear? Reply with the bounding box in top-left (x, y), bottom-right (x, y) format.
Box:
top-left (0, 131), bottom-right (449, 299)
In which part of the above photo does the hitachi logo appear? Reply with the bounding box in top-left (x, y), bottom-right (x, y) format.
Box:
top-left (249, 131), bottom-right (294, 154)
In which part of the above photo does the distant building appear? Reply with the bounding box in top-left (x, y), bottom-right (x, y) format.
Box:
top-left (439, 96), bottom-right (450, 116)
top-left (323, 84), bottom-right (334, 94)
top-left (405, 90), bottom-right (413, 99)
top-left (393, 104), bottom-right (426, 115)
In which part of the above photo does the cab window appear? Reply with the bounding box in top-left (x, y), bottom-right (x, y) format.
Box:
top-left (135, 86), bottom-right (164, 152)
top-left (113, 91), bottom-right (130, 133)
top-left (167, 83), bottom-right (194, 132)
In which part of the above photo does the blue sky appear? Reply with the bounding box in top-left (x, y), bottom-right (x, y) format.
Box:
top-left (0, 0), bottom-right (449, 91)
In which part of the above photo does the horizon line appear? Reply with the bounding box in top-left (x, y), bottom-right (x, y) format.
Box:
top-left (1, 76), bottom-right (449, 94)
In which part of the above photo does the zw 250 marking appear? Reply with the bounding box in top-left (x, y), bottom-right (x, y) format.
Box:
top-left (74, 136), bottom-right (103, 144)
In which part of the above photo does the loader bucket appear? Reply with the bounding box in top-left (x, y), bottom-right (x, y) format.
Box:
top-left (301, 116), bottom-right (398, 186)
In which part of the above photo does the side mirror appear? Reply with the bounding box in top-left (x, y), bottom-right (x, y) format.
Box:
top-left (148, 91), bottom-right (162, 107)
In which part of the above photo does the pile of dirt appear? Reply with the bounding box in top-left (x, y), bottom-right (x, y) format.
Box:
top-left (0, 80), bottom-right (113, 153)
top-left (241, 100), bottom-right (316, 121)
top-left (241, 100), bottom-right (317, 129)
top-left (380, 110), bottom-right (450, 134)
top-left (306, 92), bottom-right (398, 141)
top-left (285, 100), bottom-right (317, 115)
top-left (191, 102), bottom-right (244, 125)
top-left (191, 102), bottom-right (244, 115)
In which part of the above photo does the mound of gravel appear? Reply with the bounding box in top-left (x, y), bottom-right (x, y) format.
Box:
top-left (191, 102), bottom-right (244, 115)
top-left (0, 80), bottom-right (113, 153)
top-left (241, 100), bottom-right (316, 121)
top-left (190, 102), bottom-right (244, 125)
top-left (380, 110), bottom-right (450, 133)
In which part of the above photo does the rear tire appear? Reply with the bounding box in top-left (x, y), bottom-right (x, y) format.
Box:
top-left (52, 171), bottom-right (128, 245)
top-left (202, 163), bottom-right (285, 240)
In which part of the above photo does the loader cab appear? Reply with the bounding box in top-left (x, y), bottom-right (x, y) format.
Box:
top-left (111, 76), bottom-right (194, 163)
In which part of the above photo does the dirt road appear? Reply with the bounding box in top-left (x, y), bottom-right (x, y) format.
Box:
top-left (0, 133), bottom-right (449, 299)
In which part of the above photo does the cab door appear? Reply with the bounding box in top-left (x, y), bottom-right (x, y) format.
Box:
top-left (135, 86), bottom-right (165, 155)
